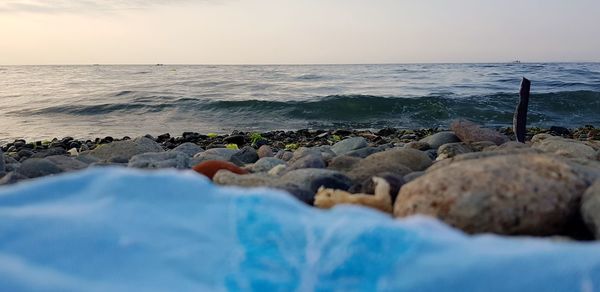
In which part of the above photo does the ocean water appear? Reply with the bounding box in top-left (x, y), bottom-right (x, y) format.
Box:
top-left (1, 63), bottom-right (599, 143)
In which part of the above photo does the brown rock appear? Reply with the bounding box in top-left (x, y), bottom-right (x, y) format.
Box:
top-left (581, 180), bottom-right (600, 238)
top-left (531, 134), bottom-right (597, 160)
top-left (394, 154), bottom-right (591, 236)
top-left (315, 177), bottom-right (393, 214)
top-left (450, 119), bottom-right (509, 145)
top-left (347, 148), bottom-right (431, 183)
top-left (257, 145), bottom-right (274, 158)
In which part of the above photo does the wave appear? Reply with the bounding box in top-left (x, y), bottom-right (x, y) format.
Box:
top-left (17, 91), bottom-right (600, 129)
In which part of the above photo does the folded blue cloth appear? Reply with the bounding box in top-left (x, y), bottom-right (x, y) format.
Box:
top-left (0, 168), bottom-right (599, 291)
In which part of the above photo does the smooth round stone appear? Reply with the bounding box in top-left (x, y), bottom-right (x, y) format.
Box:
top-left (531, 134), bottom-right (597, 160)
top-left (90, 136), bottom-right (163, 161)
top-left (257, 145), bottom-right (274, 158)
top-left (281, 168), bottom-right (353, 193)
top-left (436, 143), bottom-right (472, 161)
top-left (171, 143), bottom-right (204, 157)
top-left (581, 180), bottom-right (600, 239)
top-left (451, 120), bottom-right (509, 145)
top-left (129, 152), bottom-right (190, 169)
top-left (331, 137), bottom-right (369, 155)
top-left (286, 154), bottom-right (326, 171)
top-left (251, 157), bottom-right (287, 173)
top-left (231, 146), bottom-right (259, 164)
top-left (419, 132), bottom-right (461, 149)
top-left (0, 149), bottom-right (5, 173)
top-left (327, 155), bottom-right (361, 173)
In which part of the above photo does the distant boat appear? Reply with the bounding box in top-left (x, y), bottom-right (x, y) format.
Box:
top-left (156, 64), bottom-right (164, 66)
top-left (512, 60), bottom-right (521, 64)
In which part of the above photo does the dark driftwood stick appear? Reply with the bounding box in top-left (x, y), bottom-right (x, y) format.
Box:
top-left (513, 77), bottom-right (531, 143)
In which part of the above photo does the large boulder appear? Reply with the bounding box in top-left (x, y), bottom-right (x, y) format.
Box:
top-left (450, 120), bottom-right (509, 145)
top-left (129, 152), bottom-right (190, 169)
top-left (581, 180), bottom-right (600, 238)
top-left (90, 137), bottom-right (163, 161)
top-left (419, 132), bottom-right (461, 149)
top-left (331, 137), bottom-right (368, 155)
top-left (394, 154), bottom-right (592, 236)
top-left (531, 134), bottom-right (597, 160)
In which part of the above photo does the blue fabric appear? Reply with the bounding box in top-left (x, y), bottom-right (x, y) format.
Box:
top-left (0, 168), bottom-right (599, 291)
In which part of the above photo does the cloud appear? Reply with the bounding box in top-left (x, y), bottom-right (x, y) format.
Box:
top-left (0, 0), bottom-right (195, 13)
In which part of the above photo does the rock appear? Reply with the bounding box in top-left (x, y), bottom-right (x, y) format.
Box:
top-left (90, 137), bottom-right (163, 161)
top-left (468, 141), bottom-right (497, 152)
top-left (0, 172), bottom-right (28, 185)
top-left (427, 148), bottom-right (544, 173)
top-left (68, 148), bottom-right (79, 156)
top-left (193, 148), bottom-right (244, 166)
top-left (224, 135), bottom-right (245, 146)
top-left (450, 119), bottom-right (509, 145)
top-left (76, 155), bottom-right (100, 165)
top-left (192, 160), bottom-right (248, 180)
top-left (484, 141), bottom-right (530, 152)
top-left (129, 152), bottom-right (190, 169)
top-left (424, 149), bottom-right (437, 160)
top-left (231, 146), bottom-right (259, 164)
top-left (531, 134), bottom-right (597, 160)
top-left (436, 143), bottom-right (472, 161)
top-left (550, 126), bottom-right (571, 137)
top-left (0, 149), bottom-right (5, 174)
top-left (5, 163), bottom-right (20, 173)
top-left (171, 143), bottom-right (204, 157)
top-left (582, 180), bottom-right (600, 238)
top-left (201, 148), bottom-right (239, 160)
top-left (213, 170), bottom-right (279, 187)
top-left (327, 155), bottom-right (361, 173)
top-left (347, 148), bottom-right (431, 183)
top-left (286, 154), bottom-right (326, 171)
top-left (419, 132), bottom-right (461, 149)
top-left (289, 147), bottom-right (322, 163)
top-left (394, 154), bottom-right (592, 236)
top-left (16, 158), bottom-right (63, 178)
top-left (331, 137), bottom-right (368, 155)
top-left (351, 172), bottom-right (405, 203)
top-left (31, 147), bottom-right (68, 158)
top-left (213, 170), bottom-right (317, 205)
top-left (278, 185), bottom-right (315, 205)
top-left (404, 142), bottom-right (430, 151)
top-left (268, 164), bottom-right (287, 176)
top-left (17, 149), bottom-right (34, 159)
top-left (251, 157), bottom-right (287, 173)
top-left (404, 171), bottom-right (425, 182)
top-left (257, 145), bottom-right (274, 158)
top-left (345, 145), bottom-right (389, 158)
top-left (45, 155), bottom-right (89, 171)
top-left (281, 169), bottom-right (352, 193)
top-left (275, 150), bottom-right (294, 162)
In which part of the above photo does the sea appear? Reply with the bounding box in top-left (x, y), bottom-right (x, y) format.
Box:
top-left (1, 63), bottom-right (599, 143)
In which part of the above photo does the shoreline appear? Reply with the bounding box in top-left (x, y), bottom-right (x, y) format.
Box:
top-left (2, 125), bottom-right (598, 153)
top-left (1, 122), bottom-right (599, 240)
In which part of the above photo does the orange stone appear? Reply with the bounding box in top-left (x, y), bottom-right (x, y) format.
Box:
top-left (192, 160), bottom-right (248, 180)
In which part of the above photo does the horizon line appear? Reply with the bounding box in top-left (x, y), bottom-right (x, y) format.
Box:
top-left (2, 61), bottom-right (600, 66)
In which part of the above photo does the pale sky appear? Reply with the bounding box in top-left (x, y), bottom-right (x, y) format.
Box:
top-left (0, 0), bottom-right (599, 64)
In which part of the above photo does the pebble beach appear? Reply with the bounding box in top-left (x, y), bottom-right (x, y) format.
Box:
top-left (2, 122), bottom-right (600, 240)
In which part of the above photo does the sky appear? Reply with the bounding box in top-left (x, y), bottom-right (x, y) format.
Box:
top-left (0, 0), bottom-right (599, 64)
